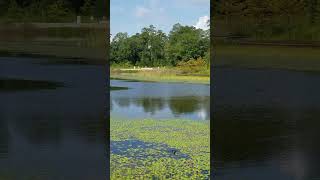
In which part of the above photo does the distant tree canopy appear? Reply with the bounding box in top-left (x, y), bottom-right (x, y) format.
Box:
top-left (0, 0), bottom-right (107, 22)
top-left (212, 0), bottom-right (320, 40)
top-left (110, 24), bottom-right (210, 67)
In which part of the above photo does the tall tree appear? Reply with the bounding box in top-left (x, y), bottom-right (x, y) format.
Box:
top-left (166, 24), bottom-right (209, 65)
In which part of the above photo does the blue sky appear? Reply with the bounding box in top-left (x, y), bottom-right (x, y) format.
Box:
top-left (110, 0), bottom-right (210, 38)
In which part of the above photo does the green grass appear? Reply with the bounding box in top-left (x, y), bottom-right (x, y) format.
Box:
top-left (110, 69), bottom-right (210, 84)
top-left (214, 44), bottom-right (320, 72)
top-left (111, 118), bottom-right (210, 179)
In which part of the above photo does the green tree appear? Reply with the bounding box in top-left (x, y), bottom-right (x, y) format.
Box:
top-left (110, 32), bottom-right (131, 64)
top-left (80, 0), bottom-right (93, 16)
top-left (166, 24), bottom-right (209, 65)
top-left (139, 25), bottom-right (167, 66)
top-left (6, 0), bottom-right (23, 20)
top-left (46, 0), bottom-right (70, 22)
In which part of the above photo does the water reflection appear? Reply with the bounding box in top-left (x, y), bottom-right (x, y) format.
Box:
top-left (213, 67), bottom-right (320, 180)
top-left (0, 57), bottom-right (106, 179)
top-left (111, 80), bottom-right (210, 121)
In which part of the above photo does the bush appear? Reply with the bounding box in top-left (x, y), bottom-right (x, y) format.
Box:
top-left (177, 57), bottom-right (209, 75)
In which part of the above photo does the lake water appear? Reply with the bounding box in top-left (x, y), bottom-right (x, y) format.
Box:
top-left (0, 57), bottom-right (106, 179)
top-left (110, 79), bottom-right (210, 121)
top-left (213, 67), bottom-right (320, 180)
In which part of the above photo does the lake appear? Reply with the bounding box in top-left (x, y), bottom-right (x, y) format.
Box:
top-left (213, 67), bottom-right (320, 180)
top-left (110, 79), bottom-right (210, 121)
top-left (0, 57), bottom-right (106, 179)
top-left (110, 79), bottom-right (210, 179)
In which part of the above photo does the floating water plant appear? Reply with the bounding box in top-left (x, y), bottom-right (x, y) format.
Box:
top-left (110, 118), bottom-right (210, 179)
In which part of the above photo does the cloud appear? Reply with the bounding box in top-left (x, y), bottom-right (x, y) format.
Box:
top-left (194, 15), bottom-right (209, 30)
top-left (135, 6), bottom-right (151, 18)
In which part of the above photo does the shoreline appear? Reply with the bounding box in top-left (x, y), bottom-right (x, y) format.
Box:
top-left (0, 46), bottom-right (106, 65)
top-left (110, 73), bottom-right (210, 85)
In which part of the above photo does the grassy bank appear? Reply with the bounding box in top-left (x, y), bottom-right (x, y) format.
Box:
top-left (110, 68), bottom-right (210, 84)
top-left (111, 118), bottom-right (210, 179)
top-left (214, 44), bottom-right (320, 72)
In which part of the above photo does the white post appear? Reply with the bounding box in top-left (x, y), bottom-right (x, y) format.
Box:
top-left (77, 16), bottom-right (81, 24)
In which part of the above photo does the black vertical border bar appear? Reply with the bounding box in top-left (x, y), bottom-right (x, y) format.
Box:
top-left (210, 0), bottom-right (215, 179)
top-left (105, 0), bottom-right (110, 179)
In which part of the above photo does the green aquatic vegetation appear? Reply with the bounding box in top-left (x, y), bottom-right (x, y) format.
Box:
top-left (110, 118), bottom-right (210, 179)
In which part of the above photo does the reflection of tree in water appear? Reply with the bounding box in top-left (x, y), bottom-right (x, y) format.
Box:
top-left (13, 113), bottom-right (63, 145)
top-left (113, 98), bottom-right (131, 108)
top-left (168, 96), bottom-right (202, 116)
top-left (75, 113), bottom-right (105, 143)
top-left (133, 98), bottom-right (165, 115)
top-left (213, 105), bottom-right (320, 170)
top-left (113, 97), bottom-right (166, 115)
top-left (0, 112), bottom-right (9, 159)
top-left (11, 112), bottom-right (105, 145)
top-left (113, 96), bottom-right (210, 118)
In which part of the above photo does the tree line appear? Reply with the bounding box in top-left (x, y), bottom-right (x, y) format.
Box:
top-left (212, 0), bottom-right (320, 40)
top-left (0, 0), bottom-right (106, 22)
top-left (110, 24), bottom-right (210, 67)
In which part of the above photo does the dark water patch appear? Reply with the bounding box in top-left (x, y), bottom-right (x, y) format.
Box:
top-left (35, 58), bottom-right (105, 65)
top-left (213, 67), bottom-right (320, 180)
top-left (0, 58), bottom-right (106, 179)
top-left (110, 77), bottom-right (143, 82)
top-left (0, 78), bottom-right (64, 91)
top-left (0, 50), bottom-right (58, 59)
top-left (111, 139), bottom-right (189, 160)
top-left (110, 86), bottom-right (129, 91)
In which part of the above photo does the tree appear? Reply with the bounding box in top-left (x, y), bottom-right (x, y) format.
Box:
top-left (110, 24), bottom-right (209, 67)
top-left (46, 0), bottom-right (70, 22)
top-left (80, 0), bottom-right (93, 16)
top-left (217, 0), bottom-right (248, 25)
top-left (110, 32), bottom-right (131, 64)
top-left (166, 24), bottom-right (209, 65)
top-left (138, 25), bottom-right (167, 66)
top-left (305, 0), bottom-right (320, 24)
top-left (6, 0), bottom-right (23, 19)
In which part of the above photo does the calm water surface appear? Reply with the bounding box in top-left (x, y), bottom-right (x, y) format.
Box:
top-left (0, 57), bottom-right (106, 179)
top-left (214, 67), bottom-right (320, 180)
top-left (110, 79), bottom-right (210, 121)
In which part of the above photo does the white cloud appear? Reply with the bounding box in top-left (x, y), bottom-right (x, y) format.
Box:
top-left (194, 15), bottom-right (209, 30)
top-left (135, 6), bottom-right (151, 18)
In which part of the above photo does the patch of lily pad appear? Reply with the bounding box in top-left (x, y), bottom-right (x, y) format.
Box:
top-left (111, 118), bottom-right (210, 179)
top-left (111, 139), bottom-right (190, 160)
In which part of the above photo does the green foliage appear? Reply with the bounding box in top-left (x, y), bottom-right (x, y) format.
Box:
top-left (0, 0), bottom-right (105, 22)
top-left (111, 118), bottom-right (210, 179)
top-left (213, 0), bottom-right (320, 40)
top-left (6, 0), bottom-right (24, 20)
top-left (46, 0), bottom-right (71, 22)
top-left (166, 24), bottom-right (209, 65)
top-left (177, 57), bottom-right (208, 74)
top-left (80, 0), bottom-right (94, 16)
top-left (110, 24), bottom-right (210, 67)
